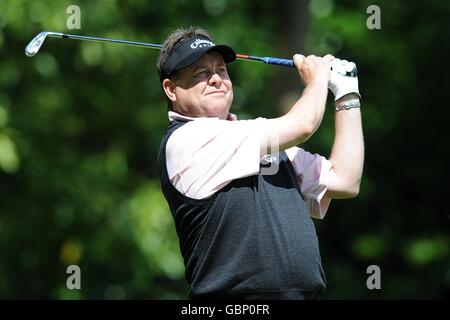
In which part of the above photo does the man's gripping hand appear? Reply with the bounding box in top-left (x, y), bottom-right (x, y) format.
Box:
top-left (293, 54), bottom-right (335, 86)
top-left (328, 58), bottom-right (361, 101)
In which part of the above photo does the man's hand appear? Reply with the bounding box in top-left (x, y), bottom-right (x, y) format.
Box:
top-left (293, 54), bottom-right (335, 86)
top-left (328, 58), bottom-right (361, 101)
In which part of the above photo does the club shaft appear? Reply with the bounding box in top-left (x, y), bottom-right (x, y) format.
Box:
top-left (236, 54), bottom-right (294, 67)
top-left (26, 31), bottom-right (358, 76)
top-left (48, 32), bottom-right (163, 50)
top-left (45, 32), bottom-right (296, 68)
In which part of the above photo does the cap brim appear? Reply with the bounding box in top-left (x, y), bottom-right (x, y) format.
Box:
top-left (174, 44), bottom-right (236, 72)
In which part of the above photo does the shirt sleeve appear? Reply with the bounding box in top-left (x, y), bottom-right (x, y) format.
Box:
top-left (166, 118), bottom-right (266, 199)
top-left (285, 146), bottom-right (333, 219)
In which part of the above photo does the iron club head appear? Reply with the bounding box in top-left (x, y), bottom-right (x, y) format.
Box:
top-left (25, 32), bottom-right (63, 57)
top-left (25, 32), bottom-right (49, 57)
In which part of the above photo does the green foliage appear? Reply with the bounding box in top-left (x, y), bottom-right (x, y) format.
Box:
top-left (0, 0), bottom-right (448, 299)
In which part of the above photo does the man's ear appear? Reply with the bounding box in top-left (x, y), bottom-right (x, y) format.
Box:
top-left (162, 79), bottom-right (177, 103)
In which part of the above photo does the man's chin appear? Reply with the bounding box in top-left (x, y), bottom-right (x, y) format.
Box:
top-left (206, 106), bottom-right (230, 119)
top-left (202, 101), bottom-right (230, 116)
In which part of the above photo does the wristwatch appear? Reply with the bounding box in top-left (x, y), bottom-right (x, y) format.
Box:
top-left (335, 99), bottom-right (361, 112)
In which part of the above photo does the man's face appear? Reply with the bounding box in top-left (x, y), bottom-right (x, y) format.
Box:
top-left (164, 52), bottom-right (233, 119)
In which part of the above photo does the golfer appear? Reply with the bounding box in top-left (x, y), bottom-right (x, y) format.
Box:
top-left (157, 26), bottom-right (364, 299)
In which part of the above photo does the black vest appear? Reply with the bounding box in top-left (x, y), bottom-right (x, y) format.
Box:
top-left (157, 119), bottom-right (326, 299)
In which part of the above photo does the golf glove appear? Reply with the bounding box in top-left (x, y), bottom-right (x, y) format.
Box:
top-left (328, 58), bottom-right (361, 101)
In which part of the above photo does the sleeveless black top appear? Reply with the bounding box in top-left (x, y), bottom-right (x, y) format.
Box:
top-left (157, 119), bottom-right (326, 299)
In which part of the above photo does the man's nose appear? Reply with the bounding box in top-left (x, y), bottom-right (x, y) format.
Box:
top-left (208, 72), bottom-right (222, 87)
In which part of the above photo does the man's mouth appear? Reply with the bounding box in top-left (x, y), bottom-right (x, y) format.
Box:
top-left (206, 90), bottom-right (227, 95)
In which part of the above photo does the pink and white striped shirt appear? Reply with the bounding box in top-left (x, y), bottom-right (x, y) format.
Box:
top-left (165, 111), bottom-right (332, 219)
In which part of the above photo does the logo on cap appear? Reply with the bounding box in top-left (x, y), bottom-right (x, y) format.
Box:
top-left (190, 38), bottom-right (215, 49)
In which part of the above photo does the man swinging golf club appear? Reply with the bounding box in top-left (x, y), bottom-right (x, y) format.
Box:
top-left (157, 26), bottom-right (364, 299)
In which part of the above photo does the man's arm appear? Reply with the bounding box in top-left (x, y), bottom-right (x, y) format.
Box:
top-left (325, 93), bottom-right (364, 199)
top-left (262, 54), bottom-right (334, 156)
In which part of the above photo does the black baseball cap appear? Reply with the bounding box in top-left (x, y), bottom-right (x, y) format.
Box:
top-left (160, 36), bottom-right (236, 81)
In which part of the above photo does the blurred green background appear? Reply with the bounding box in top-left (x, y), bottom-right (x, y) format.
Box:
top-left (0, 0), bottom-right (448, 299)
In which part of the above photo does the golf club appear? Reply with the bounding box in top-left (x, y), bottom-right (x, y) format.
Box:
top-left (25, 31), bottom-right (358, 76)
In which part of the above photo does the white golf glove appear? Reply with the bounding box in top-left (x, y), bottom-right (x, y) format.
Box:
top-left (328, 58), bottom-right (361, 101)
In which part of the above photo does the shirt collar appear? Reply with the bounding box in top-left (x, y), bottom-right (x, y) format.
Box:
top-left (168, 111), bottom-right (238, 122)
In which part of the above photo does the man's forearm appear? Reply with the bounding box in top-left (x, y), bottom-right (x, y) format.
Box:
top-left (262, 80), bottom-right (329, 156)
top-left (289, 80), bottom-right (329, 136)
top-left (262, 54), bottom-right (333, 155)
top-left (268, 80), bottom-right (329, 153)
top-left (329, 95), bottom-right (364, 195)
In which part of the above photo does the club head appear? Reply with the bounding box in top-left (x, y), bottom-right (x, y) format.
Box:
top-left (25, 32), bottom-right (49, 57)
